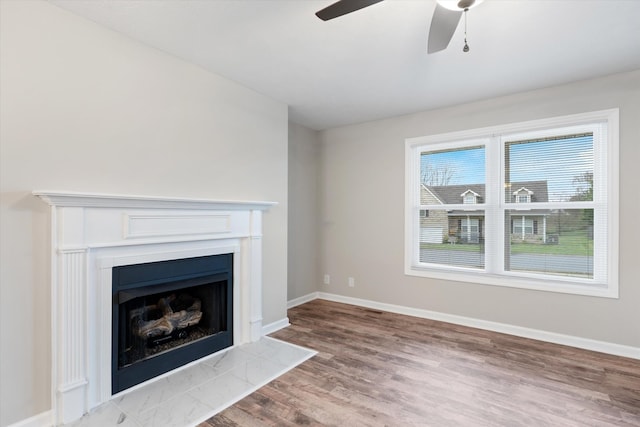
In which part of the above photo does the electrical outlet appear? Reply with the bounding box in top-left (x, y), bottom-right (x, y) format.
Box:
top-left (323, 274), bottom-right (330, 285)
top-left (348, 277), bottom-right (355, 287)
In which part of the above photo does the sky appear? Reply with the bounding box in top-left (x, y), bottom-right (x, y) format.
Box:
top-left (421, 145), bottom-right (485, 186)
top-left (421, 134), bottom-right (593, 202)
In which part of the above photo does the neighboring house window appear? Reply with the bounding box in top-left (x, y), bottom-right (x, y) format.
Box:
top-left (464, 194), bottom-right (475, 204)
top-left (512, 218), bottom-right (533, 234)
top-left (405, 109), bottom-right (619, 298)
top-left (460, 218), bottom-right (481, 243)
top-left (461, 218), bottom-right (479, 233)
top-left (513, 187), bottom-right (533, 203)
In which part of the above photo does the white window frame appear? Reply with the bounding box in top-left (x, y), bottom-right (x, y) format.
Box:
top-left (405, 109), bottom-right (619, 298)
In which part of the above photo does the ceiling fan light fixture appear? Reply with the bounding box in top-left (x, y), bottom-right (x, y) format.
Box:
top-left (436, 0), bottom-right (484, 12)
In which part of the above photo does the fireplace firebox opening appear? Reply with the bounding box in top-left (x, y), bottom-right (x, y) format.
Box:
top-left (112, 253), bottom-right (233, 394)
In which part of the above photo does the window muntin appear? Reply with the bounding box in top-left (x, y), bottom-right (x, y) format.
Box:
top-left (406, 109), bottom-right (618, 298)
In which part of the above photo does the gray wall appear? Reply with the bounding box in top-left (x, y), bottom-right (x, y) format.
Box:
top-left (288, 122), bottom-right (320, 301)
top-left (317, 70), bottom-right (640, 348)
top-left (0, 2), bottom-right (288, 425)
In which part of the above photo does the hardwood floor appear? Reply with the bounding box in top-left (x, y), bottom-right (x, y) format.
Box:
top-left (200, 299), bottom-right (640, 426)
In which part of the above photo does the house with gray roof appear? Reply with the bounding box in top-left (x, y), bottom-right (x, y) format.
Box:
top-left (420, 181), bottom-right (550, 244)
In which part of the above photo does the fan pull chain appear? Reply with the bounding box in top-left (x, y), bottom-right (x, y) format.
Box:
top-left (463, 8), bottom-right (470, 52)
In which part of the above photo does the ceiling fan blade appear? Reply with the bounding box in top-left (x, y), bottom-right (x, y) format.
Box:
top-left (315, 0), bottom-right (384, 21)
top-left (427, 3), bottom-right (462, 54)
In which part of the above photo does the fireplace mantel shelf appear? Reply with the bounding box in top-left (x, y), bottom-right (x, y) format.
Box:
top-left (33, 190), bottom-right (277, 211)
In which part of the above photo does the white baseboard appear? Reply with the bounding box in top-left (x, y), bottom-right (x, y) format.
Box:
top-left (262, 317), bottom-right (290, 336)
top-left (288, 292), bottom-right (640, 360)
top-left (287, 292), bottom-right (319, 309)
top-left (7, 411), bottom-right (51, 427)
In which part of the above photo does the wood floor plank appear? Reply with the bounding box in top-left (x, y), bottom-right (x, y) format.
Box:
top-left (200, 299), bottom-right (640, 426)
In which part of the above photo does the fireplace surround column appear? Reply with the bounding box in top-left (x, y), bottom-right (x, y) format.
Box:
top-left (57, 246), bottom-right (89, 422)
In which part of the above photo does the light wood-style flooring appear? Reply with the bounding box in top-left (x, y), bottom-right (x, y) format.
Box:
top-left (201, 299), bottom-right (640, 426)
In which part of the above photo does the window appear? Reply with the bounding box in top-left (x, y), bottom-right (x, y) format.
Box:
top-left (512, 217), bottom-right (533, 235)
top-left (463, 191), bottom-right (478, 204)
top-left (515, 192), bottom-right (531, 203)
top-left (405, 109), bottom-right (618, 298)
top-left (461, 218), bottom-right (479, 233)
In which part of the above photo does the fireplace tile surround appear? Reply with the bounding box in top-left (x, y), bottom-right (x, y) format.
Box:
top-left (33, 191), bottom-right (285, 426)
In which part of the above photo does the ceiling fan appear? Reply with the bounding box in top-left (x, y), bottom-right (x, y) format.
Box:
top-left (315, 0), bottom-right (484, 54)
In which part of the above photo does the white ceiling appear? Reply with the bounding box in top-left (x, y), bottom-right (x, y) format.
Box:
top-left (50, 0), bottom-right (640, 130)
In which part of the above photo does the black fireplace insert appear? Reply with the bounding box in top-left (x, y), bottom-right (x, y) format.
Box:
top-left (112, 253), bottom-right (233, 393)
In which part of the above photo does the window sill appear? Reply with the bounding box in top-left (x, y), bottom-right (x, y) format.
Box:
top-left (405, 264), bottom-right (618, 298)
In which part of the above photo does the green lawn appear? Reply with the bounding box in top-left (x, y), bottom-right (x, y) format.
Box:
top-left (420, 242), bottom-right (482, 252)
top-left (421, 230), bottom-right (593, 256)
top-left (510, 231), bottom-right (593, 256)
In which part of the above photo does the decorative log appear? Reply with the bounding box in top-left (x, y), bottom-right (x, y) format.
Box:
top-left (134, 294), bottom-right (202, 339)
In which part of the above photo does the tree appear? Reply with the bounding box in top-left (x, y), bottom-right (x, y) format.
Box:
top-left (421, 162), bottom-right (456, 186)
top-left (570, 171), bottom-right (594, 228)
top-left (570, 171), bottom-right (593, 201)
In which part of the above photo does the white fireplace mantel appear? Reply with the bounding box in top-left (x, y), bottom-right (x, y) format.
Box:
top-left (34, 191), bottom-right (276, 425)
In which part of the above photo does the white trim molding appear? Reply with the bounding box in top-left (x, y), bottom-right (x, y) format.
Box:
top-left (262, 317), bottom-right (291, 336)
top-left (33, 191), bottom-right (276, 211)
top-left (6, 411), bottom-right (52, 427)
top-left (289, 292), bottom-right (639, 360)
top-left (287, 292), bottom-right (320, 309)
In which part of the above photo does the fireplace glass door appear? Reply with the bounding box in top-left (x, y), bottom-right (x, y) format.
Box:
top-left (112, 254), bottom-right (233, 393)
